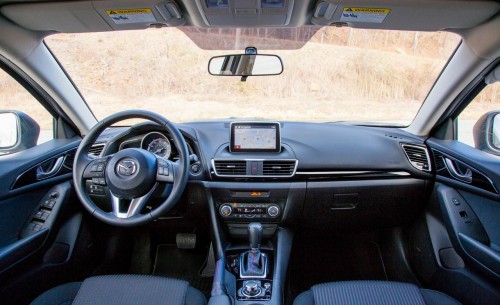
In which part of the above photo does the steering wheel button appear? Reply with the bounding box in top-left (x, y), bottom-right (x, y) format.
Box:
top-left (158, 167), bottom-right (164, 175)
top-left (97, 165), bottom-right (104, 171)
top-left (91, 165), bottom-right (98, 172)
top-left (91, 171), bottom-right (104, 178)
top-left (164, 166), bottom-right (169, 175)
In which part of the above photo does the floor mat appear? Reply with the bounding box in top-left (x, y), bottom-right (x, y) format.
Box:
top-left (153, 245), bottom-right (213, 298)
top-left (289, 237), bottom-right (387, 299)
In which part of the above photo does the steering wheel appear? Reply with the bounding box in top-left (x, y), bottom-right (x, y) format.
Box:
top-left (73, 110), bottom-right (189, 227)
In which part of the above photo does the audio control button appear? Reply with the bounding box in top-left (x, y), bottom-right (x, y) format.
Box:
top-left (267, 205), bottom-right (280, 217)
top-left (220, 205), bottom-right (232, 217)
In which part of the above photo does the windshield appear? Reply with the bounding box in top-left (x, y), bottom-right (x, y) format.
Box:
top-left (45, 27), bottom-right (460, 125)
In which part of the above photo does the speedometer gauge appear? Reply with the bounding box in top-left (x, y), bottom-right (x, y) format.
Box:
top-left (147, 138), bottom-right (172, 158)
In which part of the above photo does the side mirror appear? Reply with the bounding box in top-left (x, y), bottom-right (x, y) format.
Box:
top-left (473, 111), bottom-right (500, 156)
top-left (208, 54), bottom-right (283, 77)
top-left (0, 111), bottom-right (40, 155)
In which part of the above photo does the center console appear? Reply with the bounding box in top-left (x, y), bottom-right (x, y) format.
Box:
top-left (205, 122), bottom-right (303, 305)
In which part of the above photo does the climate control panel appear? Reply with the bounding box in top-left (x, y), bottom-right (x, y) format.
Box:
top-left (219, 203), bottom-right (281, 219)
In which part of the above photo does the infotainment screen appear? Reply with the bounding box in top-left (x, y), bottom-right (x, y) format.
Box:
top-left (230, 122), bottom-right (281, 153)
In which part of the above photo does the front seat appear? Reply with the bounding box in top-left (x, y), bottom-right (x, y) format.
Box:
top-left (294, 281), bottom-right (461, 305)
top-left (30, 275), bottom-right (206, 305)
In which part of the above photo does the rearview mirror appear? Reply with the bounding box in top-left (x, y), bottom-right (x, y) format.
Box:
top-left (473, 111), bottom-right (500, 156)
top-left (0, 111), bottom-right (40, 155)
top-left (208, 54), bottom-right (283, 76)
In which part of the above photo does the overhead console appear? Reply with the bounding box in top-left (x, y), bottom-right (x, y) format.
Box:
top-left (194, 0), bottom-right (295, 27)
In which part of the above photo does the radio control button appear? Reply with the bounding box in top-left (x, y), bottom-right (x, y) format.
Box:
top-left (267, 205), bottom-right (280, 217)
top-left (220, 205), bottom-right (232, 217)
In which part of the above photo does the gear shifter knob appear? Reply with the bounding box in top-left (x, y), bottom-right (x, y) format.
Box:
top-left (248, 222), bottom-right (263, 250)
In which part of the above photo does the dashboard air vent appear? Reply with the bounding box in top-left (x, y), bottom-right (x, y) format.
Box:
top-left (401, 144), bottom-right (431, 172)
top-left (432, 150), bottom-right (446, 172)
top-left (63, 149), bottom-right (77, 169)
top-left (213, 160), bottom-right (247, 176)
top-left (88, 143), bottom-right (105, 157)
top-left (263, 160), bottom-right (296, 176)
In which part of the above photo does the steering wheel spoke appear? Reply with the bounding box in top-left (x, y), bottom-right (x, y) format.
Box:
top-left (156, 157), bottom-right (176, 183)
top-left (82, 157), bottom-right (109, 184)
top-left (110, 183), bottom-right (158, 218)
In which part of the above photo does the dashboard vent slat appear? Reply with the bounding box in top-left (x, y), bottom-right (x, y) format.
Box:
top-left (213, 160), bottom-right (247, 175)
top-left (263, 160), bottom-right (296, 176)
top-left (63, 149), bottom-right (77, 169)
top-left (401, 144), bottom-right (431, 172)
top-left (88, 143), bottom-right (105, 157)
top-left (432, 150), bottom-right (446, 171)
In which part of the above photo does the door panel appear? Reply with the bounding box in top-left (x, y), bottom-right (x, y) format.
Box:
top-left (422, 138), bottom-right (500, 304)
top-left (0, 138), bottom-right (80, 275)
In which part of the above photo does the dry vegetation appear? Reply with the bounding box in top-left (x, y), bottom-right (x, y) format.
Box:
top-left (1, 27), bottom-right (498, 131)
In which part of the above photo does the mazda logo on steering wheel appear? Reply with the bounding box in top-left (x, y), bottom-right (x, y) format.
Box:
top-left (116, 159), bottom-right (137, 176)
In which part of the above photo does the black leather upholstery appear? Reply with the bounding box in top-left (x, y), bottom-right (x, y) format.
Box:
top-left (30, 275), bottom-right (206, 305)
top-left (293, 281), bottom-right (461, 305)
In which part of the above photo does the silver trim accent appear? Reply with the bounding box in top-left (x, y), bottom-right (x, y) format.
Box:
top-left (88, 143), bottom-right (106, 157)
top-left (295, 171), bottom-right (410, 176)
top-left (36, 156), bottom-right (64, 180)
top-left (110, 184), bottom-right (158, 218)
top-left (444, 158), bottom-right (472, 183)
top-left (401, 143), bottom-right (432, 172)
top-left (211, 158), bottom-right (298, 178)
top-left (239, 252), bottom-right (268, 279)
top-left (140, 131), bottom-right (172, 159)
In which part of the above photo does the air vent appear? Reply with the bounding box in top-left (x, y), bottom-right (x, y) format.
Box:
top-left (88, 143), bottom-right (105, 157)
top-left (263, 160), bottom-right (296, 176)
top-left (401, 144), bottom-right (431, 172)
top-left (63, 149), bottom-right (77, 169)
top-left (432, 150), bottom-right (446, 171)
top-left (213, 160), bottom-right (247, 176)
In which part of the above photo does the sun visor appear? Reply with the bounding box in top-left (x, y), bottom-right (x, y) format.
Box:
top-left (1, 0), bottom-right (186, 33)
top-left (311, 0), bottom-right (500, 31)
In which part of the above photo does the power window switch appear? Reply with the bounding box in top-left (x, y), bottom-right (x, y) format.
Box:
top-left (33, 224), bottom-right (42, 231)
top-left (34, 211), bottom-right (44, 219)
top-left (28, 223), bottom-right (36, 230)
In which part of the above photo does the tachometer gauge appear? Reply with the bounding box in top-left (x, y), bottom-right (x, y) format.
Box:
top-left (147, 138), bottom-right (172, 159)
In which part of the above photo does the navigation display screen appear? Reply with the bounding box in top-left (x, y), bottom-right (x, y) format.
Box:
top-left (230, 122), bottom-right (281, 153)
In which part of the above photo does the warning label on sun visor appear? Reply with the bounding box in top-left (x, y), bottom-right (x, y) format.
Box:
top-left (340, 7), bottom-right (390, 23)
top-left (106, 8), bottom-right (157, 25)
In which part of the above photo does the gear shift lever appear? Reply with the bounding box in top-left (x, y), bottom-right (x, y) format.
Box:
top-left (248, 222), bottom-right (263, 250)
top-left (240, 222), bottom-right (268, 278)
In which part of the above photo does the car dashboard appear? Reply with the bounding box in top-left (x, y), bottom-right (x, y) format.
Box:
top-left (89, 120), bottom-right (434, 233)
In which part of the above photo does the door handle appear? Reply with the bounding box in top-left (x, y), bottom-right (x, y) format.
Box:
top-left (36, 156), bottom-right (64, 180)
top-left (444, 158), bottom-right (472, 183)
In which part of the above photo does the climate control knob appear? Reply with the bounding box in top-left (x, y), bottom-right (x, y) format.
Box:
top-left (220, 204), bottom-right (232, 217)
top-left (267, 205), bottom-right (280, 217)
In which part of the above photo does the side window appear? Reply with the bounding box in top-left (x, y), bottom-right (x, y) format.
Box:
top-left (457, 82), bottom-right (500, 151)
top-left (0, 67), bottom-right (54, 152)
